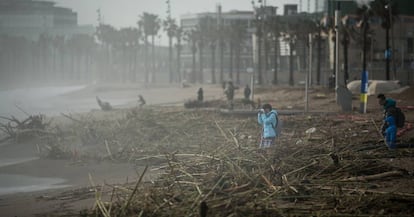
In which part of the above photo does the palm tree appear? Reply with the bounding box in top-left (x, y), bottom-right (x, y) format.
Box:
top-left (340, 15), bottom-right (361, 85)
top-left (296, 17), bottom-right (317, 75)
top-left (218, 17), bottom-right (225, 84)
top-left (117, 28), bottom-right (139, 82)
top-left (371, 0), bottom-right (398, 80)
top-left (225, 24), bottom-right (234, 81)
top-left (125, 28), bottom-right (142, 82)
top-left (67, 34), bottom-right (94, 81)
top-left (223, 20), bottom-right (244, 82)
top-left (315, 19), bottom-right (327, 86)
top-left (356, 5), bottom-right (375, 75)
top-left (203, 17), bottom-right (218, 84)
top-left (253, 12), bottom-right (264, 85)
top-left (52, 36), bottom-right (65, 80)
top-left (164, 18), bottom-right (177, 83)
top-left (138, 12), bottom-right (160, 83)
top-left (230, 20), bottom-right (247, 85)
top-left (38, 33), bottom-right (51, 80)
top-left (175, 27), bottom-right (183, 82)
top-left (266, 15), bottom-right (283, 85)
top-left (280, 19), bottom-right (298, 86)
top-left (197, 17), bottom-right (210, 83)
top-left (96, 24), bottom-right (117, 81)
top-left (185, 29), bottom-right (198, 83)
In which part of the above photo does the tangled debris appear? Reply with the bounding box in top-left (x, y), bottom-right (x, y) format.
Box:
top-left (32, 107), bottom-right (413, 217)
top-left (0, 114), bottom-right (51, 142)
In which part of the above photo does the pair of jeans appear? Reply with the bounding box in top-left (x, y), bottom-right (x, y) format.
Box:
top-left (385, 126), bottom-right (397, 149)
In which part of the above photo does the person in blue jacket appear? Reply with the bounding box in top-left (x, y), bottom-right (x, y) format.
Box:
top-left (377, 93), bottom-right (396, 112)
top-left (257, 103), bottom-right (278, 149)
top-left (377, 93), bottom-right (397, 136)
top-left (384, 112), bottom-right (397, 149)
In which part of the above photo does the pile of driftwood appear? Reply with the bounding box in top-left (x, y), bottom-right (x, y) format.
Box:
top-left (0, 114), bottom-right (51, 141)
top-left (61, 110), bottom-right (413, 217)
top-left (7, 107), bottom-right (411, 216)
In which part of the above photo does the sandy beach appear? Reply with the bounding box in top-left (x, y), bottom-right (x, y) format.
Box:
top-left (0, 83), bottom-right (413, 216)
top-left (0, 83), bottom-right (226, 216)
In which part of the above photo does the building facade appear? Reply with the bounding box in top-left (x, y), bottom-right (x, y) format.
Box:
top-left (0, 0), bottom-right (94, 40)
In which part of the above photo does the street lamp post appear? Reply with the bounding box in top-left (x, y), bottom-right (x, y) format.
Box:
top-left (360, 11), bottom-right (369, 114)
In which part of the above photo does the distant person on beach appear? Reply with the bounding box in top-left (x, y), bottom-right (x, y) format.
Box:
top-left (138, 95), bottom-right (146, 108)
top-left (197, 87), bottom-right (203, 102)
top-left (244, 85), bottom-right (251, 100)
top-left (257, 103), bottom-right (279, 149)
top-left (224, 81), bottom-right (235, 109)
top-left (377, 93), bottom-right (396, 134)
top-left (377, 93), bottom-right (400, 149)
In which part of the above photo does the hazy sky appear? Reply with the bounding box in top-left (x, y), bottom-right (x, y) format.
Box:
top-left (53, 0), bottom-right (301, 28)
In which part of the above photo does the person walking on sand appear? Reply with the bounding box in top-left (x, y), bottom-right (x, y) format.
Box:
top-left (224, 81), bottom-right (235, 109)
top-left (244, 84), bottom-right (251, 100)
top-left (257, 103), bottom-right (279, 149)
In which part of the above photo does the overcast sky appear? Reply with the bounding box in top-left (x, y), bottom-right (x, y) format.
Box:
top-left (53, 0), bottom-right (301, 28)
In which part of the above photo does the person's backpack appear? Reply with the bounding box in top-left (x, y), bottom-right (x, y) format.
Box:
top-left (270, 113), bottom-right (282, 136)
top-left (388, 107), bottom-right (405, 128)
top-left (395, 107), bottom-right (406, 128)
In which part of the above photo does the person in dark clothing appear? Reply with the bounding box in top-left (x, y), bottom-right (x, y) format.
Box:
top-left (377, 93), bottom-right (397, 149)
top-left (224, 81), bottom-right (235, 109)
top-left (244, 85), bottom-right (251, 100)
top-left (384, 112), bottom-right (397, 149)
top-left (197, 87), bottom-right (203, 102)
top-left (377, 93), bottom-right (396, 112)
top-left (224, 82), bottom-right (234, 101)
top-left (138, 95), bottom-right (146, 108)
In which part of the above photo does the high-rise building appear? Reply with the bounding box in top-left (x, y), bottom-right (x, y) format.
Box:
top-left (0, 0), bottom-right (94, 40)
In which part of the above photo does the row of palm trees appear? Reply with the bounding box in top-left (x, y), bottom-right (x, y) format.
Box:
top-left (0, 1), bottom-right (397, 87)
top-left (0, 12), bottom-right (325, 86)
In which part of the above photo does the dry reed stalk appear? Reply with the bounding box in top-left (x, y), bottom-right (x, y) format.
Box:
top-left (105, 140), bottom-right (114, 161)
top-left (214, 120), bottom-right (230, 141)
top-left (341, 170), bottom-right (405, 182)
top-left (118, 165), bottom-right (148, 216)
top-left (89, 173), bottom-right (111, 217)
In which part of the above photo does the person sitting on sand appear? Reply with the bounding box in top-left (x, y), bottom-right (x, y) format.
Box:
top-left (197, 87), bottom-right (203, 102)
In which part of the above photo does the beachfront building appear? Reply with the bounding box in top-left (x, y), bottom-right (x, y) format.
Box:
top-left (0, 0), bottom-right (94, 40)
top-left (0, 0), bottom-right (96, 86)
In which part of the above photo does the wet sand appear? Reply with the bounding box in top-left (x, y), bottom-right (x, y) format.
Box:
top-left (0, 83), bottom-right (225, 216)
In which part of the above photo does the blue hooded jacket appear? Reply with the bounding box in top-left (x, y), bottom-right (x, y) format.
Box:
top-left (383, 98), bottom-right (396, 110)
top-left (258, 110), bottom-right (278, 138)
